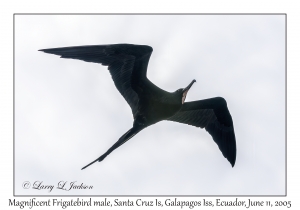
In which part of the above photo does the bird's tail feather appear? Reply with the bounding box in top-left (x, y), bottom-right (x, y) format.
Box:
top-left (81, 126), bottom-right (144, 170)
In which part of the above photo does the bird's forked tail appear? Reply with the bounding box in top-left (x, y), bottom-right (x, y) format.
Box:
top-left (81, 126), bottom-right (144, 170)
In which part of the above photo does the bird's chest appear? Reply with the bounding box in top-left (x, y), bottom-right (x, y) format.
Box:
top-left (137, 99), bottom-right (181, 125)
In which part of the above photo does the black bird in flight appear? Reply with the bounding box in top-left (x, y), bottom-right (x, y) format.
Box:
top-left (39, 44), bottom-right (236, 169)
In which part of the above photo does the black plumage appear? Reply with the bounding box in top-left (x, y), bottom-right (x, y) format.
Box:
top-left (39, 44), bottom-right (236, 169)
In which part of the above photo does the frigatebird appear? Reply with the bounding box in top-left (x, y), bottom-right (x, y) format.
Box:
top-left (39, 44), bottom-right (236, 169)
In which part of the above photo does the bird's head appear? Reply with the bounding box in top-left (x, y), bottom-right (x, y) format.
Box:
top-left (175, 79), bottom-right (196, 104)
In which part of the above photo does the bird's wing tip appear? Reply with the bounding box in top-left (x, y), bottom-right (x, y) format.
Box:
top-left (229, 157), bottom-right (236, 167)
top-left (39, 49), bottom-right (50, 53)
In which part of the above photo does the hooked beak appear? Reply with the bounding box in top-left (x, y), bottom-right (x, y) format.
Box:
top-left (182, 79), bottom-right (196, 104)
top-left (183, 79), bottom-right (196, 93)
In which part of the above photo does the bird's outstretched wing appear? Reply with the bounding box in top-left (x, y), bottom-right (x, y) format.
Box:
top-left (39, 44), bottom-right (157, 117)
top-left (167, 97), bottom-right (236, 167)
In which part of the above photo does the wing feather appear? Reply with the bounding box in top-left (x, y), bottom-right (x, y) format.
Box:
top-left (39, 44), bottom-right (153, 116)
top-left (167, 97), bottom-right (236, 167)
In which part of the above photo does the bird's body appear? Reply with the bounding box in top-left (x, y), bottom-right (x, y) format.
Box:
top-left (39, 44), bottom-right (236, 169)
